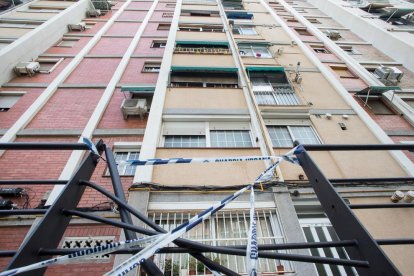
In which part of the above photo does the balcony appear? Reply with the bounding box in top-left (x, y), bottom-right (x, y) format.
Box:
top-left (174, 47), bottom-right (231, 55)
top-left (254, 84), bottom-right (300, 106)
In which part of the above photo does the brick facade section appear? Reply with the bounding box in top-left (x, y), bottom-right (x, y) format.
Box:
top-left (45, 37), bottom-right (92, 56)
top-left (0, 225), bottom-right (121, 275)
top-left (64, 58), bottom-right (121, 84)
top-left (120, 58), bottom-right (161, 84)
top-left (27, 88), bottom-right (104, 129)
top-left (0, 88), bottom-right (43, 129)
top-left (97, 88), bottom-right (149, 129)
top-left (89, 37), bottom-right (133, 55)
top-left (105, 22), bottom-right (141, 36)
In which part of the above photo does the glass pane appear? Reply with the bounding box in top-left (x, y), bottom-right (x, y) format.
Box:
top-left (267, 126), bottom-right (293, 147)
top-left (210, 130), bottom-right (252, 147)
top-left (164, 135), bottom-right (206, 148)
top-left (290, 126), bottom-right (320, 144)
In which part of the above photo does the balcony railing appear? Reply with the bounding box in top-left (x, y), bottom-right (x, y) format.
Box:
top-left (174, 47), bottom-right (232, 55)
top-left (253, 85), bottom-right (300, 105)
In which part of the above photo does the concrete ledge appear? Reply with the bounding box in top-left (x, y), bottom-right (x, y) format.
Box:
top-left (7, 128), bottom-right (146, 137)
top-left (310, 109), bottom-right (356, 115)
top-left (386, 130), bottom-right (414, 136)
top-left (163, 108), bottom-right (250, 115)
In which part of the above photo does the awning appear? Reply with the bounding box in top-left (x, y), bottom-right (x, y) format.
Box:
top-left (246, 66), bottom-right (285, 73)
top-left (171, 66), bottom-right (238, 73)
top-left (356, 85), bottom-right (401, 96)
top-left (121, 86), bottom-right (155, 95)
top-left (226, 12), bottom-right (253, 19)
top-left (175, 40), bottom-right (229, 46)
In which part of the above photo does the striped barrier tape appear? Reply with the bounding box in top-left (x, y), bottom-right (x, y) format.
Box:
top-left (246, 187), bottom-right (258, 276)
top-left (119, 155), bottom-right (275, 166)
top-left (0, 235), bottom-right (163, 276)
top-left (105, 183), bottom-right (255, 276)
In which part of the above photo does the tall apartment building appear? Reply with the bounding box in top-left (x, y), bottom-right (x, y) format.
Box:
top-left (0, 0), bottom-right (413, 275)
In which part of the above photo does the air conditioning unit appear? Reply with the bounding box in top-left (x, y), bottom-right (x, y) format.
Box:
top-left (121, 98), bottom-right (148, 119)
top-left (68, 22), bottom-right (86, 32)
top-left (14, 62), bottom-right (40, 77)
top-left (374, 66), bottom-right (404, 82)
top-left (87, 9), bottom-right (101, 17)
top-left (326, 30), bottom-right (341, 40)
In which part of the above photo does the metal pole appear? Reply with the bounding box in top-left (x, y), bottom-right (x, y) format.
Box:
top-left (301, 144), bottom-right (414, 151)
top-left (295, 147), bottom-right (402, 275)
top-left (6, 140), bottom-right (105, 276)
top-left (0, 143), bottom-right (89, 150)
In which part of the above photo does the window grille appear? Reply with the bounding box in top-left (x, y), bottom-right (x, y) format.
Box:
top-left (252, 79), bottom-right (300, 106)
top-left (164, 135), bottom-right (206, 148)
top-left (145, 209), bottom-right (293, 275)
top-left (267, 126), bottom-right (320, 147)
top-left (300, 218), bottom-right (357, 276)
top-left (210, 130), bottom-right (253, 148)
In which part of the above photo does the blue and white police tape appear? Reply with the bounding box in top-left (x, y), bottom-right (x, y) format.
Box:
top-left (82, 137), bottom-right (99, 156)
top-left (0, 235), bottom-right (163, 276)
top-left (246, 187), bottom-right (258, 276)
top-left (105, 184), bottom-right (255, 276)
top-left (118, 155), bottom-right (275, 166)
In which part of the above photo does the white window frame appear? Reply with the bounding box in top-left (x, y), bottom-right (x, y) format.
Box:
top-left (266, 121), bottom-right (322, 147)
top-left (239, 45), bottom-right (272, 58)
top-left (110, 142), bottom-right (141, 176)
top-left (161, 122), bottom-right (254, 148)
top-left (142, 62), bottom-right (161, 73)
top-left (147, 208), bottom-right (293, 274)
top-left (235, 26), bottom-right (257, 35)
top-left (300, 217), bottom-right (357, 276)
top-left (0, 91), bottom-right (25, 111)
top-left (151, 40), bottom-right (167, 48)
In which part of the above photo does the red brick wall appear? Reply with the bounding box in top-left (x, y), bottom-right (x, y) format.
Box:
top-left (98, 88), bottom-right (148, 129)
top-left (128, 1), bottom-right (153, 9)
top-left (143, 22), bottom-right (170, 36)
top-left (89, 38), bottom-right (133, 55)
top-left (64, 58), bottom-right (121, 84)
top-left (26, 88), bottom-right (104, 130)
top-left (121, 58), bottom-right (161, 84)
top-left (105, 22), bottom-right (141, 36)
top-left (133, 37), bottom-right (166, 56)
top-left (0, 224), bottom-right (121, 275)
top-left (0, 88), bottom-right (43, 129)
top-left (45, 37), bottom-right (92, 56)
top-left (118, 10), bottom-right (147, 21)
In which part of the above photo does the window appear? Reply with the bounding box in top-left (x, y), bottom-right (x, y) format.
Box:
top-left (310, 45), bottom-right (330, 54)
top-left (250, 73), bottom-right (300, 105)
top-left (239, 45), bottom-right (272, 58)
top-left (330, 66), bottom-right (358, 79)
top-left (362, 97), bottom-right (395, 115)
top-left (142, 62), bottom-right (161, 72)
top-left (170, 70), bottom-right (238, 88)
top-left (0, 92), bottom-right (24, 112)
top-left (56, 38), bottom-right (79, 47)
top-left (267, 125), bottom-right (320, 147)
top-left (164, 135), bottom-right (206, 148)
top-left (339, 45), bottom-right (358, 55)
top-left (36, 58), bottom-right (64, 73)
top-left (157, 23), bottom-right (171, 30)
top-left (307, 18), bottom-right (321, 24)
top-left (148, 209), bottom-right (292, 274)
top-left (233, 26), bottom-right (257, 35)
top-left (114, 151), bottom-right (140, 176)
top-left (162, 122), bottom-right (253, 148)
top-left (300, 218), bottom-right (357, 276)
top-left (294, 28), bottom-right (312, 36)
top-left (151, 40), bottom-right (167, 48)
top-left (162, 12), bottom-right (174, 18)
top-left (210, 130), bottom-right (253, 147)
top-left (178, 24), bottom-right (224, 32)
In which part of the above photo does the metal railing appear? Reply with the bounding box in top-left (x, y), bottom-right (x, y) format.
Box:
top-left (173, 47), bottom-right (232, 55)
top-left (253, 85), bottom-right (300, 105)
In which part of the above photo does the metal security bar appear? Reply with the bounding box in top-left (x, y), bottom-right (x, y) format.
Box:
top-left (295, 143), bottom-right (414, 276)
